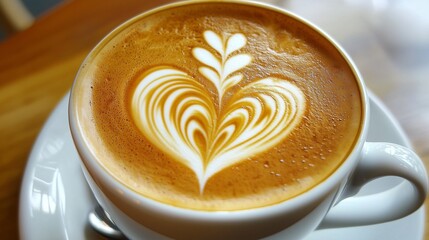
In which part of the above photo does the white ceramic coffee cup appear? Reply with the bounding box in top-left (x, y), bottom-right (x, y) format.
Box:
top-left (68, 1), bottom-right (428, 239)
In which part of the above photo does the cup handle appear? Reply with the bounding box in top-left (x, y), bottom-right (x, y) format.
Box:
top-left (320, 142), bottom-right (428, 228)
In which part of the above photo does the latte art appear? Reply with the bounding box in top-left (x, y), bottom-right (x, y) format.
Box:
top-left (131, 31), bottom-right (305, 190)
top-left (80, 3), bottom-right (362, 210)
top-left (131, 32), bottom-right (306, 189)
top-left (193, 31), bottom-right (251, 105)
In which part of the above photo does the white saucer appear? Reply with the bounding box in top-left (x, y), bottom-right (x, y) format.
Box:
top-left (19, 92), bottom-right (425, 240)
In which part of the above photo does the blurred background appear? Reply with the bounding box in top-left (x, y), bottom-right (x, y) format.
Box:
top-left (0, 0), bottom-right (63, 39)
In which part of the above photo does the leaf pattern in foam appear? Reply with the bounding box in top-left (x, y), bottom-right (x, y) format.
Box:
top-left (130, 31), bottom-right (306, 192)
top-left (225, 33), bottom-right (246, 56)
top-left (223, 54), bottom-right (251, 79)
top-left (204, 30), bottom-right (224, 56)
top-left (192, 48), bottom-right (221, 74)
top-left (193, 31), bottom-right (252, 103)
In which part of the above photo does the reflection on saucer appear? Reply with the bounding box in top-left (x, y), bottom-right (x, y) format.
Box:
top-left (19, 93), bottom-right (424, 240)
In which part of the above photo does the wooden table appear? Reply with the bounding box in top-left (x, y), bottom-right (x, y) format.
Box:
top-left (0, 0), bottom-right (427, 239)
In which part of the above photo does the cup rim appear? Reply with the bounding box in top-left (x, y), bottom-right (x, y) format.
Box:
top-left (69, 0), bottom-right (369, 222)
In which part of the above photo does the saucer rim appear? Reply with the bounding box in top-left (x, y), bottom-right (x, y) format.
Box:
top-left (18, 91), bottom-right (425, 240)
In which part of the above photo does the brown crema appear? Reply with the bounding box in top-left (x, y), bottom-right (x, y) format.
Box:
top-left (75, 2), bottom-right (362, 211)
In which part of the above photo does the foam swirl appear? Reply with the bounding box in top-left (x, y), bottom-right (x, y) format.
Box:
top-left (130, 31), bottom-right (306, 191)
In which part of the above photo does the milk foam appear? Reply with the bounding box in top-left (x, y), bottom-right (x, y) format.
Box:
top-left (131, 31), bottom-right (306, 191)
top-left (193, 31), bottom-right (251, 105)
top-left (86, 3), bottom-right (363, 210)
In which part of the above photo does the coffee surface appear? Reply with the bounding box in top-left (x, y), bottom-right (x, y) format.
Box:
top-left (76, 2), bottom-right (362, 210)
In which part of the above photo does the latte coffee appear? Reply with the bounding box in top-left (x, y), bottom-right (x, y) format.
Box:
top-left (73, 2), bottom-right (362, 211)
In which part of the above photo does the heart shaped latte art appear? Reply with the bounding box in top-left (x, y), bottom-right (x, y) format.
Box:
top-left (130, 31), bottom-right (306, 191)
